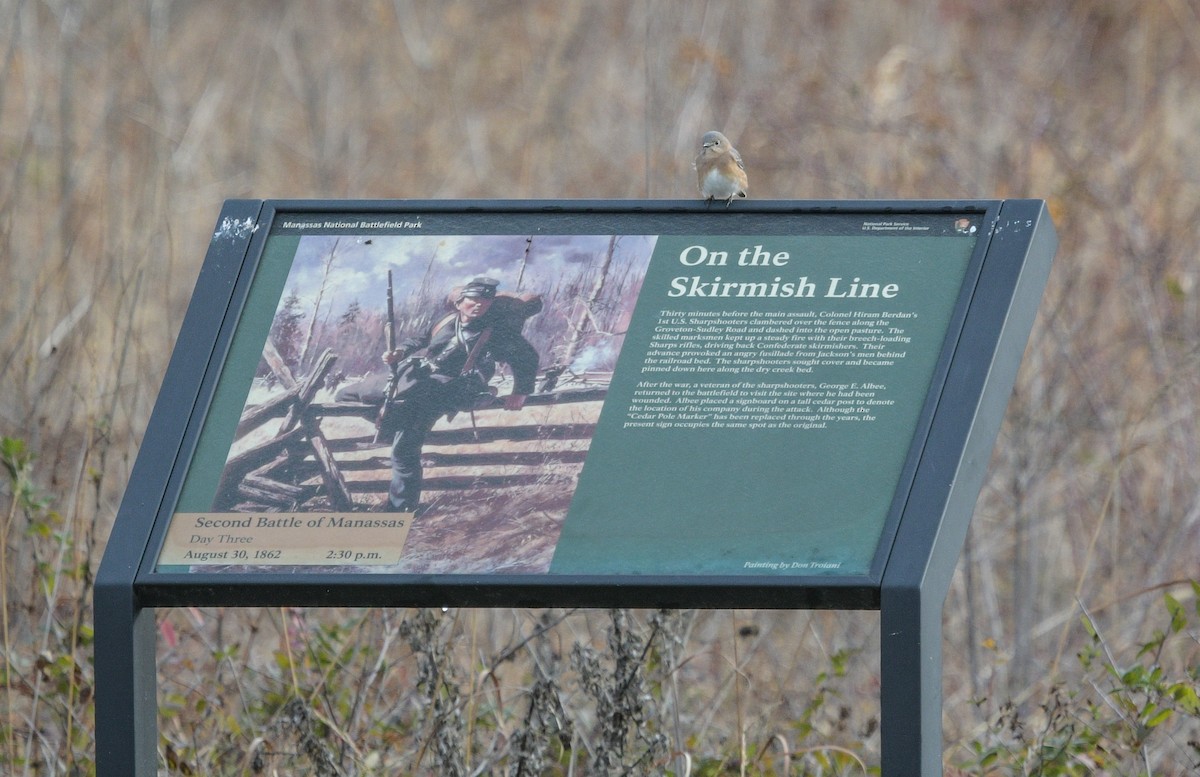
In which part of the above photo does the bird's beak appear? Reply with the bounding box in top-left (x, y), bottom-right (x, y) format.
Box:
top-left (702, 141), bottom-right (716, 149)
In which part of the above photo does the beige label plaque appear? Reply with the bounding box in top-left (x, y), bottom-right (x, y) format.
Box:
top-left (160, 513), bottom-right (413, 567)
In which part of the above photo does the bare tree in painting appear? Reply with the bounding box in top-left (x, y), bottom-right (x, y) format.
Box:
top-left (299, 238), bottom-right (341, 372)
top-left (541, 235), bottom-right (620, 391)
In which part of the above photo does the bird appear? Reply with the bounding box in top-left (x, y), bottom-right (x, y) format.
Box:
top-left (695, 130), bottom-right (748, 206)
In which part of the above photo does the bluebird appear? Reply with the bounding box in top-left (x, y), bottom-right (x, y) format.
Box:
top-left (695, 130), bottom-right (748, 206)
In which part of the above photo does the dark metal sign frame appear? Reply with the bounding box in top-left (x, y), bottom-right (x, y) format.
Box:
top-left (95, 198), bottom-right (1057, 776)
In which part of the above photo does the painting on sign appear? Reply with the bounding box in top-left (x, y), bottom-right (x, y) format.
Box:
top-left (166, 234), bottom-right (656, 574)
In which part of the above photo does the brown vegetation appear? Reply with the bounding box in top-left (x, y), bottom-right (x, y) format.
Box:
top-left (2, 1), bottom-right (1199, 773)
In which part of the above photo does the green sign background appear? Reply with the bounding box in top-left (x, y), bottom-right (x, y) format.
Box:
top-left (176, 236), bottom-right (302, 512)
top-left (549, 234), bottom-right (974, 576)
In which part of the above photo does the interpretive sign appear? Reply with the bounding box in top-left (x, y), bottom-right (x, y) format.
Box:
top-left (96, 200), bottom-right (1057, 776)
top-left (154, 209), bottom-right (981, 581)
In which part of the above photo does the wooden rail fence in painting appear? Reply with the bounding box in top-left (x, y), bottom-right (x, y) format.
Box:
top-left (214, 350), bottom-right (607, 513)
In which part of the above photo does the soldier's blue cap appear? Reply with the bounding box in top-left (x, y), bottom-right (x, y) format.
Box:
top-left (460, 277), bottom-right (499, 299)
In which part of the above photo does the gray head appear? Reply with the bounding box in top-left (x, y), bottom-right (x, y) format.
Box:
top-left (700, 130), bottom-right (731, 151)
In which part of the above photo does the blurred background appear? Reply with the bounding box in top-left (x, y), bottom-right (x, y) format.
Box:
top-left (2, 1), bottom-right (1198, 774)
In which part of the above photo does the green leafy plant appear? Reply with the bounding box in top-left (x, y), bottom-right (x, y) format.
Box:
top-left (960, 586), bottom-right (1200, 775)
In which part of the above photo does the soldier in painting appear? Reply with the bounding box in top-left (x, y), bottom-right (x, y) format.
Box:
top-left (378, 277), bottom-right (542, 512)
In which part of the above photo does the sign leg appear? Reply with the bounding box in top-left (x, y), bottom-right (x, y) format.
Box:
top-left (880, 586), bottom-right (943, 776)
top-left (94, 582), bottom-right (157, 776)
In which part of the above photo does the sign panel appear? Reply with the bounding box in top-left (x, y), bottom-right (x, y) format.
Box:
top-left (152, 206), bottom-right (983, 579)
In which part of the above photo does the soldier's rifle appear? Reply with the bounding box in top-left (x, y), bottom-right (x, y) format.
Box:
top-left (374, 270), bottom-right (398, 443)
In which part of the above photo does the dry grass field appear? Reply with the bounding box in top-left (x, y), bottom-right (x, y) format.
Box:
top-left (2, 1), bottom-right (1199, 774)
